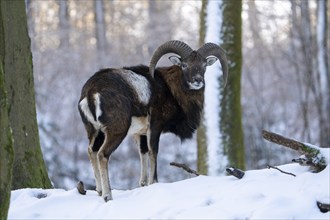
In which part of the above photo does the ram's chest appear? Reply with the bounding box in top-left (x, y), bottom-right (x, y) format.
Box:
top-left (127, 116), bottom-right (149, 135)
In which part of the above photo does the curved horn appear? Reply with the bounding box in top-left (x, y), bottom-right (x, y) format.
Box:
top-left (149, 40), bottom-right (193, 78)
top-left (197, 43), bottom-right (228, 86)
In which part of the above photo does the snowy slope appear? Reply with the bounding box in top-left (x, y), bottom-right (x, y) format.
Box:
top-left (8, 149), bottom-right (330, 220)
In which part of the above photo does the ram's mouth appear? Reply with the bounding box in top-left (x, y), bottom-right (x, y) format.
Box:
top-left (188, 81), bottom-right (204, 90)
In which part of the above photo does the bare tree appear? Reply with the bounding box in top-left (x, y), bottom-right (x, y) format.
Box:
top-left (94, 0), bottom-right (107, 67)
top-left (147, 0), bottom-right (174, 56)
top-left (289, 0), bottom-right (329, 146)
top-left (58, 0), bottom-right (69, 48)
top-left (316, 0), bottom-right (329, 147)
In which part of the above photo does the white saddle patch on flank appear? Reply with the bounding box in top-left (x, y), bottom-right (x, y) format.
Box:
top-left (121, 70), bottom-right (151, 105)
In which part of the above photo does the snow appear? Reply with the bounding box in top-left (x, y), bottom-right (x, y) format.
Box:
top-left (204, 0), bottom-right (228, 175)
top-left (8, 148), bottom-right (330, 219)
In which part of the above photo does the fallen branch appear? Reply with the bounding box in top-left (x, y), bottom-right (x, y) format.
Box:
top-left (170, 162), bottom-right (199, 176)
top-left (267, 165), bottom-right (296, 177)
top-left (262, 130), bottom-right (327, 172)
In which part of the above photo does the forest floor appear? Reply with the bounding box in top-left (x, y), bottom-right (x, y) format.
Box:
top-left (8, 148), bottom-right (330, 219)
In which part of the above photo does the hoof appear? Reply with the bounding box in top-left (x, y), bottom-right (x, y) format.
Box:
top-left (103, 194), bottom-right (113, 202)
top-left (97, 190), bottom-right (102, 196)
top-left (139, 180), bottom-right (148, 187)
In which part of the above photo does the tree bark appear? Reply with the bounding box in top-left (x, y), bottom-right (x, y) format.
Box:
top-left (0, 2), bottom-right (14, 219)
top-left (0, 39), bottom-right (14, 220)
top-left (0, 68), bottom-right (14, 220)
top-left (1, 0), bottom-right (52, 189)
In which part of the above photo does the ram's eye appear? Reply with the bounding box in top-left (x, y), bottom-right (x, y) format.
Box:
top-left (181, 63), bottom-right (188, 68)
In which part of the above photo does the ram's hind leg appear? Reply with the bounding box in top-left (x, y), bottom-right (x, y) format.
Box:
top-left (97, 131), bottom-right (127, 202)
top-left (87, 130), bottom-right (104, 195)
top-left (135, 135), bottom-right (149, 186)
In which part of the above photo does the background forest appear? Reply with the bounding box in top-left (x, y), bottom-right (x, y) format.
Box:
top-left (25, 0), bottom-right (329, 189)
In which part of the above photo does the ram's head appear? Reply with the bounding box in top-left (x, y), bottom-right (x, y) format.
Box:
top-left (149, 40), bottom-right (228, 90)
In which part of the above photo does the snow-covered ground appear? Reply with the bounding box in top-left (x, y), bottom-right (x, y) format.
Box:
top-left (8, 148), bottom-right (330, 220)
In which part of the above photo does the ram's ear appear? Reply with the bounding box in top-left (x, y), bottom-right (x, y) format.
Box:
top-left (169, 56), bottom-right (182, 66)
top-left (206, 56), bottom-right (218, 66)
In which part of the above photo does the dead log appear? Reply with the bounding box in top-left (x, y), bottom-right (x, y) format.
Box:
top-left (262, 130), bottom-right (327, 172)
top-left (170, 162), bottom-right (200, 176)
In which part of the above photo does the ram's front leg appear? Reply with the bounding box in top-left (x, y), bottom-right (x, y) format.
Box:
top-left (135, 135), bottom-right (149, 187)
top-left (147, 129), bottom-right (161, 185)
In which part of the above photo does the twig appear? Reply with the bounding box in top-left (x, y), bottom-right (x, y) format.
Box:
top-left (267, 165), bottom-right (296, 177)
top-left (170, 162), bottom-right (199, 176)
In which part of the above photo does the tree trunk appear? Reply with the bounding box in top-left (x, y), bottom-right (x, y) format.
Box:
top-left (0, 67), bottom-right (14, 220)
top-left (0, 39), bottom-right (14, 220)
top-left (219, 0), bottom-right (245, 169)
top-left (0, 2), bottom-right (14, 219)
top-left (1, 0), bottom-right (52, 189)
top-left (199, 0), bottom-right (207, 47)
top-left (95, 0), bottom-right (106, 50)
top-left (58, 0), bottom-right (70, 48)
top-left (290, 0), bottom-right (314, 142)
top-left (197, 121), bottom-right (208, 175)
top-left (196, 0), bottom-right (208, 175)
top-left (316, 0), bottom-right (330, 147)
top-left (94, 0), bottom-right (107, 67)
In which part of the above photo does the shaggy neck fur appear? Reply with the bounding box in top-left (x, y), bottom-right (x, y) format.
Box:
top-left (158, 66), bottom-right (204, 140)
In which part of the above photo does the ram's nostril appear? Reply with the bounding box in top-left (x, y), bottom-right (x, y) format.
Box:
top-left (193, 75), bottom-right (203, 83)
